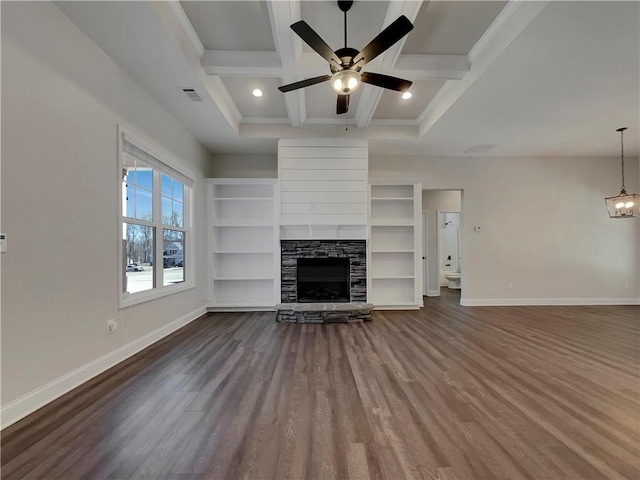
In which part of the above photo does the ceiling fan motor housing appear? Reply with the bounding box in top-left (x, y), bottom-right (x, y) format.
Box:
top-left (330, 47), bottom-right (362, 73)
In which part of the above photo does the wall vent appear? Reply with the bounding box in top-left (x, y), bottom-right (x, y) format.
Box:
top-left (464, 144), bottom-right (497, 154)
top-left (182, 88), bottom-right (201, 101)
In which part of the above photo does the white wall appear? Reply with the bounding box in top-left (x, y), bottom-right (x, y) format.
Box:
top-left (1, 2), bottom-right (210, 425)
top-left (279, 139), bottom-right (368, 227)
top-left (372, 155), bottom-right (640, 305)
top-left (422, 190), bottom-right (462, 293)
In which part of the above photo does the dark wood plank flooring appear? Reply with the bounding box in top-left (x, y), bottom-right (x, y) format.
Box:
top-left (2, 289), bottom-right (639, 479)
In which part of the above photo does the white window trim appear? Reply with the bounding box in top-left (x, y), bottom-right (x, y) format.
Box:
top-left (118, 124), bottom-right (196, 309)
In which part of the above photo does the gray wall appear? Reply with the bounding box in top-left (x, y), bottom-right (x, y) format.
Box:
top-left (206, 150), bottom-right (639, 302)
top-left (371, 154), bottom-right (640, 304)
top-left (206, 149), bottom-right (639, 303)
top-left (1, 2), bottom-right (209, 418)
top-left (207, 153), bottom-right (277, 178)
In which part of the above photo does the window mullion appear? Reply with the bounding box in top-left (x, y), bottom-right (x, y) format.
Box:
top-left (154, 170), bottom-right (163, 289)
top-left (123, 217), bottom-right (155, 228)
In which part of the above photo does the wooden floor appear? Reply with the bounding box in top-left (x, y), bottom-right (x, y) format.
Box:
top-left (2, 290), bottom-right (639, 480)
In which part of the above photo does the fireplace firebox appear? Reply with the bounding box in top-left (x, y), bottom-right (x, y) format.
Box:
top-left (297, 258), bottom-right (350, 303)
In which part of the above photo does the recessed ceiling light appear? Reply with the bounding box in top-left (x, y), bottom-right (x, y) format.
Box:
top-left (402, 91), bottom-right (412, 100)
top-left (252, 89), bottom-right (263, 97)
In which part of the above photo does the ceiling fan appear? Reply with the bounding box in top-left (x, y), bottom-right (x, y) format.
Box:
top-left (278, 0), bottom-right (414, 115)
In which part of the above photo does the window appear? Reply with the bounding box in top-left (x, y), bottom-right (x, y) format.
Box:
top-left (119, 127), bottom-right (195, 307)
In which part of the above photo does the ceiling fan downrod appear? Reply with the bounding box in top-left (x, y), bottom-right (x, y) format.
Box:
top-left (338, 0), bottom-right (353, 49)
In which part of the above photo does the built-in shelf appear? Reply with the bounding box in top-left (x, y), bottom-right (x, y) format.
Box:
top-left (370, 219), bottom-right (414, 226)
top-left (372, 275), bottom-right (415, 280)
top-left (213, 250), bottom-right (273, 254)
top-left (214, 221), bottom-right (273, 227)
top-left (371, 197), bottom-right (414, 201)
top-left (213, 197), bottom-right (273, 201)
top-left (207, 179), bottom-right (279, 309)
top-left (368, 182), bottom-right (421, 309)
top-left (370, 184), bottom-right (414, 199)
top-left (213, 277), bottom-right (274, 281)
top-left (371, 249), bottom-right (414, 253)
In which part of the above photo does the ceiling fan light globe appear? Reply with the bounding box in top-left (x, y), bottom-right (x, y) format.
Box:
top-left (331, 70), bottom-right (361, 95)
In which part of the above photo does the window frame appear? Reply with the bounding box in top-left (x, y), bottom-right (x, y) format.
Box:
top-left (118, 125), bottom-right (196, 308)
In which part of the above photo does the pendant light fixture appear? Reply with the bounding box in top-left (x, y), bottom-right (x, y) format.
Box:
top-left (605, 127), bottom-right (639, 218)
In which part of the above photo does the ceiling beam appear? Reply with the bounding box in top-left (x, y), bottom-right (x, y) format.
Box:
top-left (393, 55), bottom-right (469, 80)
top-left (266, 0), bottom-right (305, 128)
top-left (164, 1), bottom-right (241, 133)
top-left (202, 50), bottom-right (468, 80)
top-left (239, 123), bottom-right (419, 140)
top-left (202, 51), bottom-right (283, 76)
top-left (417, 1), bottom-right (549, 137)
top-left (354, 0), bottom-right (425, 129)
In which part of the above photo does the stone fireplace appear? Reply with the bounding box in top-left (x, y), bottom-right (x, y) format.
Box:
top-left (277, 240), bottom-right (371, 323)
top-left (280, 240), bottom-right (366, 303)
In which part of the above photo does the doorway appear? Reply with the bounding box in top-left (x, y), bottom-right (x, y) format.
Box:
top-left (422, 190), bottom-right (463, 298)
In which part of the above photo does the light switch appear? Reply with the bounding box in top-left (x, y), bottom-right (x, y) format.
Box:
top-left (474, 226), bottom-right (483, 233)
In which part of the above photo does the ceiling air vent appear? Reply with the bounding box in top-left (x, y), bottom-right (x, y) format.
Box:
top-left (464, 144), bottom-right (497, 154)
top-left (182, 88), bottom-right (201, 101)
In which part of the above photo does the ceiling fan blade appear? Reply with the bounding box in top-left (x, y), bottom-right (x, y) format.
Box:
top-left (278, 75), bottom-right (331, 93)
top-left (352, 15), bottom-right (414, 67)
top-left (361, 72), bottom-right (412, 92)
top-left (291, 21), bottom-right (343, 67)
top-left (337, 94), bottom-right (350, 114)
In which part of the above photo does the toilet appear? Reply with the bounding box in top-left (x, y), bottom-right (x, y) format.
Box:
top-left (444, 263), bottom-right (461, 289)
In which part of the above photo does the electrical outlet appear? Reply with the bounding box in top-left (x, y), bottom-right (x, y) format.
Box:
top-left (508, 282), bottom-right (514, 290)
top-left (107, 319), bottom-right (117, 334)
top-left (474, 226), bottom-right (483, 233)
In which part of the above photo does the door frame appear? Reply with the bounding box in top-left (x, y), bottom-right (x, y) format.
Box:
top-left (422, 211), bottom-right (428, 296)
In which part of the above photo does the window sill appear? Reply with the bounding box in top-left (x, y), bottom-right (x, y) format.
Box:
top-left (119, 282), bottom-right (195, 309)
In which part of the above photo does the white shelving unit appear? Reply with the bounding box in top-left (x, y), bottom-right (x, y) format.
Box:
top-left (206, 179), bottom-right (279, 310)
top-left (368, 182), bottom-right (422, 309)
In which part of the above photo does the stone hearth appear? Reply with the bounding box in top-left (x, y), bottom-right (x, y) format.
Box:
top-left (276, 302), bottom-right (373, 323)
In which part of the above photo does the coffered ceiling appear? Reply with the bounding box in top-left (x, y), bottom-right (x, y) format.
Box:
top-left (182, 0), bottom-right (498, 128)
top-left (56, 1), bottom-right (639, 157)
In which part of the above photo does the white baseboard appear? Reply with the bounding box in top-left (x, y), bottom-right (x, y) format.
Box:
top-left (460, 298), bottom-right (640, 306)
top-left (427, 290), bottom-right (441, 297)
top-left (206, 306), bottom-right (276, 312)
top-left (373, 305), bottom-right (420, 310)
top-left (0, 306), bottom-right (207, 430)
